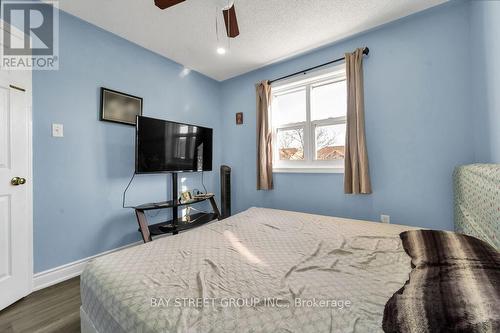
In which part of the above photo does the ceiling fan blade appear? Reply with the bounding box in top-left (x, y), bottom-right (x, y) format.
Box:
top-left (154, 0), bottom-right (186, 10)
top-left (222, 5), bottom-right (240, 38)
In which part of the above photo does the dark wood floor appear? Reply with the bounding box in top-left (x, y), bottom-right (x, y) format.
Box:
top-left (0, 277), bottom-right (81, 333)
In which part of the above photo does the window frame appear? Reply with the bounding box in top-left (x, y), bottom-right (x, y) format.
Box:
top-left (270, 65), bottom-right (347, 174)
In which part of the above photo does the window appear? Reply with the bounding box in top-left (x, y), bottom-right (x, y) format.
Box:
top-left (271, 65), bottom-right (346, 173)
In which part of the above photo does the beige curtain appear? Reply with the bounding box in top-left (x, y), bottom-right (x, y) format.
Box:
top-left (256, 80), bottom-right (273, 190)
top-left (344, 48), bottom-right (372, 194)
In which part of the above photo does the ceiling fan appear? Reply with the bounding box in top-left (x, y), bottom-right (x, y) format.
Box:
top-left (154, 0), bottom-right (240, 38)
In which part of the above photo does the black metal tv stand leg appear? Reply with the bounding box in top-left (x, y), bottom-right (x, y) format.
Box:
top-left (209, 196), bottom-right (221, 220)
top-left (172, 173), bottom-right (179, 235)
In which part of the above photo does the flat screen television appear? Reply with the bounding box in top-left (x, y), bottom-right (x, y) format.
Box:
top-left (135, 116), bottom-right (213, 173)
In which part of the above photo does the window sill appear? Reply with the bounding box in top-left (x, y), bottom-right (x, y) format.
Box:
top-left (273, 167), bottom-right (344, 174)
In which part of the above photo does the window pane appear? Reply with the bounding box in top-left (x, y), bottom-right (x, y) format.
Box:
top-left (315, 124), bottom-right (345, 160)
top-left (277, 128), bottom-right (304, 160)
top-left (273, 88), bottom-right (306, 125)
top-left (311, 80), bottom-right (346, 121)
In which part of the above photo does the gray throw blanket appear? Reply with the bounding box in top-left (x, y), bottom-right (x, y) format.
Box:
top-left (383, 230), bottom-right (500, 333)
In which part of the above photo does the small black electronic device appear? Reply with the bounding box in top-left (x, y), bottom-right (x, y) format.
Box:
top-left (220, 165), bottom-right (231, 219)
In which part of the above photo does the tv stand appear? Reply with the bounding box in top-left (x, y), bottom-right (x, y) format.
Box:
top-left (133, 173), bottom-right (220, 243)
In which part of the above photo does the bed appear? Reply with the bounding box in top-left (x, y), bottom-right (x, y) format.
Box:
top-left (81, 207), bottom-right (418, 333)
top-left (82, 205), bottom-right (500, 333)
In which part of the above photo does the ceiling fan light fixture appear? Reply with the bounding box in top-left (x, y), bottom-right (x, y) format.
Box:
top-left (216, 47), bottom-right (227, 55)
top-left (154, 0), bottom-right (186, 10)
top-left (222, 4), bottom-right (239, 38)
top-left (220, 0), bottom-right (235, 11)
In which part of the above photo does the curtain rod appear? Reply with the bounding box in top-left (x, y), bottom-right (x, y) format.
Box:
top-left (269, 47), bottom-right (369, 85)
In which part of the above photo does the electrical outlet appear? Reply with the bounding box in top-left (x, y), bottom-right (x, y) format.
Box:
top-left (381, 214), bottom-right (390, 224)
top-left (52, 123), bottom-right (64, 137)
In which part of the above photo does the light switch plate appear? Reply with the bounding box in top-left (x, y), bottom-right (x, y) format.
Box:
top-left (52, 123), bottom-right (64, 137)
top-left (381, 214), bottom-right (390, 224)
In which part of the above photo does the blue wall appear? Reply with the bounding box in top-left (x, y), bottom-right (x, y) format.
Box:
top-left (33, 1), bottom-right (497, 273)
top-left (32, 12), bottom-right (222, 273)
top-left (470, 1), bottom-right (500, 163)
top-left (219, 2), bottom-right (475, 230)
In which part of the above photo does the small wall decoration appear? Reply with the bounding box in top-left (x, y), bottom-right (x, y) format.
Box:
top-left (100, 87), bottom-right (143, 126)
top-left (236, 112), bottom-right (243, 125)
top-left (180, 191), bottom-right (193, 203)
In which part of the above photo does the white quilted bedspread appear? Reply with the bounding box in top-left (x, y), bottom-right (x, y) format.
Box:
top-left (81, 208), bottom-right (416, 333)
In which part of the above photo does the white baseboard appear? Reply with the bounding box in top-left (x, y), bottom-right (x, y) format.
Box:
top-left (33, 241), bottom-right (142, 291)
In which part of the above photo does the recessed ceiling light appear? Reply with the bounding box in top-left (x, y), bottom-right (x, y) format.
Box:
top-left (216, 47), bottom-right (226, 55)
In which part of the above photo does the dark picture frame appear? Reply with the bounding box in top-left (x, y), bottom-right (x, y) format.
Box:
top-left (100, 87), bottom-right (143, 126)
top-left (236, 112), bottom-right (243, 125)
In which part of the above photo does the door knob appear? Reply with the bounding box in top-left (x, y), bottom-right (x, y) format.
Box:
top-left (11, 177), bottom-right (26, 186)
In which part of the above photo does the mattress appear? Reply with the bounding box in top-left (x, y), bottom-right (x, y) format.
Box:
top-left (81, 207), bottom-right (417, 333)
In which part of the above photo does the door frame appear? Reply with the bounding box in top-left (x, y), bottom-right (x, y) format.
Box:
top-left (0, 19), bottom-right (34, 296)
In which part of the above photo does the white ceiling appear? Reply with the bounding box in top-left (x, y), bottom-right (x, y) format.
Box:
top-left (58, 0), bottom-right (447, 81)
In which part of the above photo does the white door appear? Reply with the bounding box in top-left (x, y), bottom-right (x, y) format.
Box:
top-left (0, 23), bottom-right (33, 311)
